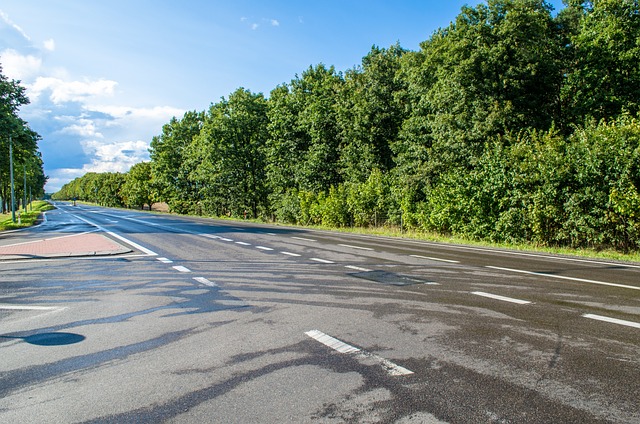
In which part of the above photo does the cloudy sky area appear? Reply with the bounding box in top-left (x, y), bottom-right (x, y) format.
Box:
top-left (1, 0), bottom-right (565, 192)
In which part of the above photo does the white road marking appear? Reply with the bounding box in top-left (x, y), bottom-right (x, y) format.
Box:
top-left (486, 266), bottom-right (640, 291)
top-left (305, 330), bottom-right (413, 376)
top-left (311, 258), bottom-right (334, 264)
top-left (0, 304), bottom-right (65, 311)
top-left (72, 214), bottom-right (158, 256)
top-left (193, 277), bottom-right (218, 287)
top-left (236, 242), bottom-right (251, 246)
top-left (410, 254), bottom-right (460, 264)
top-left (292, 237), bottom-right (317, 242)
top-left (172, 265), bottom-right (191, 273)
top-left (219, 238), bottom-right (234, 242)
top-left (256, 246), bottom-right (273, 251)
top-left (267, 233), bottom-right (277, 236)
top-left (583, 314), bottom-right (640, 329)
top-left (345, 265), bottom-right (372, 272)
top-left (201, 234), bottom-right (221, 239)
top-left (339, 244), bottom-right (374, 251)
top-left (157, 257), bottom-right (173, 264)
top-left (281, 251), bottom-right (301, 257)
top-left (471, 291), bottom-right (532, 305)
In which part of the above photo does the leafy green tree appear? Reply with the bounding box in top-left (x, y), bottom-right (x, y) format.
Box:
top-left (562, 0), bottom-right (640, 123)
top-left (0, 64), bottom-right (46, 212)
top-left (191, 88), bottom-right (268, 218)
top-left (337, 44), bottom-right (406, 183)
top-left (149, 110), bottom-right (204, 212)
top-left (121, 161), bottom-right (156, 210)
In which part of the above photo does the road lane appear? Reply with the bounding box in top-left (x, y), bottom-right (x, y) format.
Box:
top-left (1, 203), bottom-right (637, 422)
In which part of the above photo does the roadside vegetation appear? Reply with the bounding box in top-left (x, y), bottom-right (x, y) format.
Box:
top-left (52, 0), bottom-right (640, 257)
top-left (0, 200), bottom-right (54, 231)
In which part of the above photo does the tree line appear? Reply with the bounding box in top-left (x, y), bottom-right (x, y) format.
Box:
top-left (54, 0), bottom-right (640, 251)
top-left (0, 65), bottom-right (47, 213)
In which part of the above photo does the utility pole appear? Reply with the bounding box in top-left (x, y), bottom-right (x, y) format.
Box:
top-left (23, 164), bottom-right (27, 212)
top-left (9, 135), bottom-right (16, 223)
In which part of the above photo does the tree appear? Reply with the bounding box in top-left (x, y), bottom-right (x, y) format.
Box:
top-left (191, 88), bottom-right (269, 218)
top-left (337, 44), bottom-right (406, 184)
top-left (149, 110), bottom-right (204, 212)
top-left (562, 0), bottom-right (640, 123)
top-left (121, 161), bottom-right (156, 210)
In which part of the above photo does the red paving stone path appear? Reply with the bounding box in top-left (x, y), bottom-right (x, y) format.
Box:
top-left (0, 232), bottom-right (131, 259)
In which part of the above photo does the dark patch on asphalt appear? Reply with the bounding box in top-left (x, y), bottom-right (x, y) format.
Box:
top-left (349, 270), bottom-right (435, 286)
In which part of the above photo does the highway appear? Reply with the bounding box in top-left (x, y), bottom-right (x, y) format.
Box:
top-left (1, 203), bottom-right (639, 423)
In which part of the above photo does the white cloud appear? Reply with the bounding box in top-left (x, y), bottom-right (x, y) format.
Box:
top-left (271, 19), bottom-right (280, 27)
top-left (29, 76), bottom-right (118, 103)
top-left (81, 139), bottom-right (150, 173)
top-left (251, 23), bottom-right (259, 30)
top-left (0, 48), bottom-right (42, 80)
top-left (89, 104), bottom-right (184, 121)
top-left (0, 10), bottom-right (30, 41)
top-left (60, 118), bottom-right (103, 138)
top-left (43, 39), bottom-right (55, 52)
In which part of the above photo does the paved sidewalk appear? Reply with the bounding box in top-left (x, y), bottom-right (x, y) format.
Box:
top-left (0, 232), bottom-right (131, 260)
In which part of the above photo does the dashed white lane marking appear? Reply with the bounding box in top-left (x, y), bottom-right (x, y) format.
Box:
top-left (583, 314), bottom-right (640, 329)
top-left (267, 233), bottom-right (277, 236)
top-left (256, 246), bottom-right (274, 251)
top-left (471, 291), bottom-right (532, 305)
top-left (201, 234), bottom-right (221, 239)
top-left (486, 266), bottom-right (640, 291)
top-left (172, 266), bottom-right (191, 273)
top-left (236, 242), bottom-right (251, 246)
top-left (410, 254), bottom-right (460, 264)
top-left (193, 277), bottom-right (218, 287)
top-left (345, 265), bottom-right (372, 272)
top-left (311, 258), bottom-right (334, 264)
top-left (0, 304), bottom-right (65, 311)
top-left (292, 237), bottom-right (317, 242)
top-left (305, 330), bottom-right (414, 376)
top-left (219, 238), bottom-right (234, 242)
top-left (157, 257), bottom-right (173, 264)
top-left (281, 251), bottom-right (301, 257)
top-left (339, 244), bottom-right (374, 251)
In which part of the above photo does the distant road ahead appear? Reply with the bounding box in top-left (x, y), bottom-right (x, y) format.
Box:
top-left (1, 203), bottom-right (638, 423)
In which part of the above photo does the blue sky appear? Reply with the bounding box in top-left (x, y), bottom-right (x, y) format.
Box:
top-left (1, 1), bottom-right (565, 192)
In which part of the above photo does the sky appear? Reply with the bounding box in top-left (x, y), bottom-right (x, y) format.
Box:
top-left (1, 0), bottom-right (566, 192)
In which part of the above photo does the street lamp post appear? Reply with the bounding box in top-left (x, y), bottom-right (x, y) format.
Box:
top-left (9, 135), bottom-right (16, 223)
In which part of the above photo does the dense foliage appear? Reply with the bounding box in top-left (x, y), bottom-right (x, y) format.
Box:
top-left (54, 0), bottom-right (640, 251)
top-left (0, 65), bottom-right (47, 213)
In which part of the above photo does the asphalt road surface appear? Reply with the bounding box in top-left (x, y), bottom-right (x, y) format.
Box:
top-left (1, 203), bottom-right (639, 423)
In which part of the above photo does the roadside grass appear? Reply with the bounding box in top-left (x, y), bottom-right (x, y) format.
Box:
top-left (317, 224), bottom-right (640, 264)
top-left (0, 201), bottom-right (55, 231)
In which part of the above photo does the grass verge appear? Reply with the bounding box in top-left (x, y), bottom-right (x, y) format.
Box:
top-left (0, 201), bottom-right (55, 231)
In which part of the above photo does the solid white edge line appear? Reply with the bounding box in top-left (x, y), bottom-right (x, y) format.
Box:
top-left (305, 330), bottom-right (413, 376)
top-left (193, 277), bottom-right (218, 287)
top-left (345, 265), bottom-right (372, 272)
top-left (72, 214), bottom-right (158, 256)
top-left (410, 254), bottom-right (460, 264)
top-left (486, 266), bottom-right (640, 291)
top-left (339, 244), bottom-right (374, 251)
top-left (471, 291), bottom-right (532, 305)
top-left (311, 258), bottom-right (334, 264)
top-left (583, 314), bottom-right (640, 329)
top-left (172, 265), bottom-right (191, 273)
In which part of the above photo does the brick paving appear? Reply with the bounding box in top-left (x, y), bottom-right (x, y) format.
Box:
top-left (0, 232), bottom-right (131, 259)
